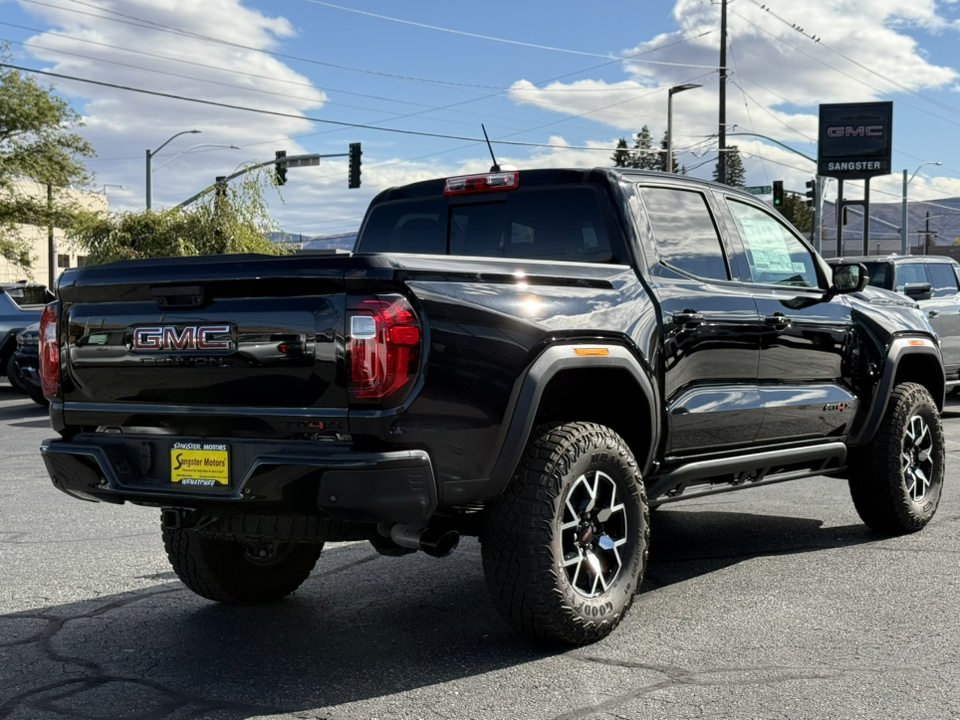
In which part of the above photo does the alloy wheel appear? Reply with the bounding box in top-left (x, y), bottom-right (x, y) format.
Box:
top-left (560, 470), bottom-right (629, 598)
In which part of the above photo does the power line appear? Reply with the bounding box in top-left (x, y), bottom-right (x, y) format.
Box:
top-left (729, 79), bottom-right (815, 142)
top-left (20, 0), bottom-right (501, 91)
top-left (744, 0), bottom-right (960, 119)
top-left (2, 61), bottom-right (695, 154)
top-left (729, 8), bottom-right (960, 131)
top-left (297, 0), bottom-right (721, 69)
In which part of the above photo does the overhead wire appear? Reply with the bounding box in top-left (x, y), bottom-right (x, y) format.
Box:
top-left (727, 39), bottom-right (769, 185)
top-left (743, 0), bottom-right (960, 119)
top-left (296, 0), bottom-right (721, 68)
top-left (4, 62), bottom-right (714, 158)
top-left (728, 7), bottom-right (960, 131)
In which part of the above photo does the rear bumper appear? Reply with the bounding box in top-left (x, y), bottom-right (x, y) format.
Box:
top-left (40, 435), bottom-right (437, 524)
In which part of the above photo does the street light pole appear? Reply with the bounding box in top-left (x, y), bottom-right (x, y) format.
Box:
top-left (901, 161), bottom-right (941, 255)
top-left (666, 84), bottom-right (701, 173)
top-left (146, 129), bottom-right (201, 209)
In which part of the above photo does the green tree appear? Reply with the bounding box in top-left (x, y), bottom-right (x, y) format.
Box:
top-left (776, 193), bottom-right (813, 234)
top-left (659, 131), bottom-right (686, 174)
top-left (713, 146), bottom-right (746, 188)
top-left (69, 168), bottom-right (291, 264)
top-left (0, 44), bottom-right (96, 273)
top-left (611, 138), bottom-right (630, 167)
top-left (628, 126), bottom-right (660, 170)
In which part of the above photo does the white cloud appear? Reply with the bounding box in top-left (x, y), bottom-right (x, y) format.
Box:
top-left (508, 0), bottom-right (957, 150)
top-left (16, 0), bottom-right (326, 210)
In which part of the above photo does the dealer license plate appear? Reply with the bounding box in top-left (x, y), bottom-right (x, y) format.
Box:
top-left (170, 442), bottom-right (229, 487)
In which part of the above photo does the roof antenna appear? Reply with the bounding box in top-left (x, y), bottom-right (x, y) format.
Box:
top-left (482, 124), bottom-right (501, 172)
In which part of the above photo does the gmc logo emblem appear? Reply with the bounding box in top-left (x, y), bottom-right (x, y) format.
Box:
top-left (827, 125), bottom-right (883, 138)
top-left (132, 325), bottom-right (232, 351)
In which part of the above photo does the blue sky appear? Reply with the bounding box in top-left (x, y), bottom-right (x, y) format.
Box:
top-left (3, 0), bottom-right (960, 238)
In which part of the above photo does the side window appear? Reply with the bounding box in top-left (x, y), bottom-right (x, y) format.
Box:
top-left (895, 264), bottom-right (930, 292)
top-left (639, 187), bottom-right (729, 281)
top-left (927, 263), bottom-right (959, 297)
top-left (726, 200), bottom-right (819, 288)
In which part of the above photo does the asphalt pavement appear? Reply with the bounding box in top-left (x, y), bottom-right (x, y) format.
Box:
top-left (2, 379), bottom-right (960, 720)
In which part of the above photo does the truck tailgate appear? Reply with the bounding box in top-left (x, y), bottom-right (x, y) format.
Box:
top-left (57, 254), bottom-right (347, 416)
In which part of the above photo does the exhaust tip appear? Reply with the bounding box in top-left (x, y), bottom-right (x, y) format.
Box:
top-left (388, 524), bottom-right (460, 558)
top-left (419, 528), bottom-right (459, 558)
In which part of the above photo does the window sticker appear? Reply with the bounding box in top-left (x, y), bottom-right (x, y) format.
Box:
top-left (739, 217), bottom-right (795, 274)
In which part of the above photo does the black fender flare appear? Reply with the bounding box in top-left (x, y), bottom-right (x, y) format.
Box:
top-left (480, 342), bottom-right (660, 498)
top-left (849, 336), bottom-right (944, 446)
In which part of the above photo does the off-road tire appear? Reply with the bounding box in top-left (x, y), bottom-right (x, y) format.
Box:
top-left (162, 519), bottom-right (323, 604)
top-left (481, 422), bottom-right (648, 645)
top-left (5, 354), bottom-right (26, 395)
top-left (848, 382), bottom-right (944, 534)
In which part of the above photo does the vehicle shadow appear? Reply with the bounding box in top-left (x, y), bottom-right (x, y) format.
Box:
top-left (0, 507), bottom-right (885, 719)
top-left (643, 507), bottom-right (875, 590)
top-left (0, 385), bottom-right (49, 425)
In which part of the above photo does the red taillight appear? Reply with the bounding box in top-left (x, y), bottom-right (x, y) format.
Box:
top-left (444, 171), bottom-right (519, 196)
top-left (348, 295), bottom-right (421, 402)
top-left (39, 303), bottom-right (60, 399)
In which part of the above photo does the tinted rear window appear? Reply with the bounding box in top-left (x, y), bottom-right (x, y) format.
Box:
top-left (357, 187), bottom-right (624, 263)
top-left (2, 285), bottom-right (52, 306)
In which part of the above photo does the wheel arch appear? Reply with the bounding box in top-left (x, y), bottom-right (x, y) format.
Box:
top-left (481, 342), bottom-right (660, 498)
top-left (850, 336), bottom-right (944, 446)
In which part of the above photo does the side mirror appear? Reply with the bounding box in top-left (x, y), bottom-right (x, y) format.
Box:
top-left (903, 282), bottom-right (933, 301)
top-left (831, 262), bottom-right (869, 294)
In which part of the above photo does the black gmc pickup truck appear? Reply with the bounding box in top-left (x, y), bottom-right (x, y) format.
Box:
top-left (39, 168), bottom-right (945, 645)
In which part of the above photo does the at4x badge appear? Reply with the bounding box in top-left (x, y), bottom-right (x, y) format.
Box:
top-left (823, 402), bottom-right (849, 412)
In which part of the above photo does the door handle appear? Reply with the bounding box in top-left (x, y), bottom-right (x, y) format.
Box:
top-left (928, 309), bottom-right (940, 318)
top-left (764, 313), bottom-right (791, 330)
top-left (673, 310), bottom-right (705, 327)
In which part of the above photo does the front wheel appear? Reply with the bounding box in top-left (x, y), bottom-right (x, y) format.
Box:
top-left (5, 354), bottom-right (26, 395)
top-left (848, 382), bottom-right (945, 534)
top-left (162, 519), bottom-right (323, 604)
top-left (481, 422), bottom-right (649, 645)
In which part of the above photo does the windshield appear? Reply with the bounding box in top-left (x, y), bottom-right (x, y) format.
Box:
top-left (357, 186), bottom-right (625, 264)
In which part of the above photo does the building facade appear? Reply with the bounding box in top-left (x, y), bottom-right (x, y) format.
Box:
top-left (0, 181), bottom-right (107, 286)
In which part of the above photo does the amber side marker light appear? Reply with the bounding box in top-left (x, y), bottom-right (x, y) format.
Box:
top-left (908, 339), bottom-right (929, 346)
top-left (574, 348), bottom-right (609, 357)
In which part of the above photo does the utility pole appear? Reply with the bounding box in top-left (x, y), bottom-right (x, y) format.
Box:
top-left (47, 183), bottom-right (55, 290)
top-left (925, 210), bottom-right (931, 254)
top-left (718, 0), bottom-right (728, 185)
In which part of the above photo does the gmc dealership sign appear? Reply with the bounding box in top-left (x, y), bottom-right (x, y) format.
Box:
top-left (818, 102), bottom-right (893, 179)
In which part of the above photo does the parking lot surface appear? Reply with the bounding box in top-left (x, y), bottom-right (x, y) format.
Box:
top-left (2, 381), bottom-right (960, 720)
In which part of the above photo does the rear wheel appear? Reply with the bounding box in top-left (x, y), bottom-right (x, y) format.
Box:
top-left (162, 518), bottom-right (323, 604)
top-left (481, 422), bottom-right (648, 645)
top-left (848, 382), bottom-right (944, 534)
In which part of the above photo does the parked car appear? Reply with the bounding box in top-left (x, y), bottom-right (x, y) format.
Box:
top-left (1, 282), bottom-right (53, 392)
top-left (39, 169), bottom-right (945, 646)
top-left (830, 255), bottom-right (960, 391)
top-left (12, 322), bottom-right (46, 406)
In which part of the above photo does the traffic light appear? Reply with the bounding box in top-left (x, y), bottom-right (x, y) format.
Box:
top-left (215, 176), bottom-right (226, 199)
top-left (805, 178), bottom-right (816, 208)
top-left (772, 180), bottom-right (784, 207)
top-left (275, 150), bottom-right (287, 186)
top-left (348, 143), bottom-right (362, 189)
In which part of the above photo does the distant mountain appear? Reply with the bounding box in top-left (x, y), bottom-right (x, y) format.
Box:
top-left (267, 231), bottom-right (357, 251)
top-left (820, 196), bottom-right (960, 256)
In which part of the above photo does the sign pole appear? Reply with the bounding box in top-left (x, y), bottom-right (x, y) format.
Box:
top-left (862, 177), bottom-right (871, 255)
top-left (836, 180), bottom-right (844, 258)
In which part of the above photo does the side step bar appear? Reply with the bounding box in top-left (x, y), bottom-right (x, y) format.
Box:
top-left (648, 442), bottom-right (847, 505)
